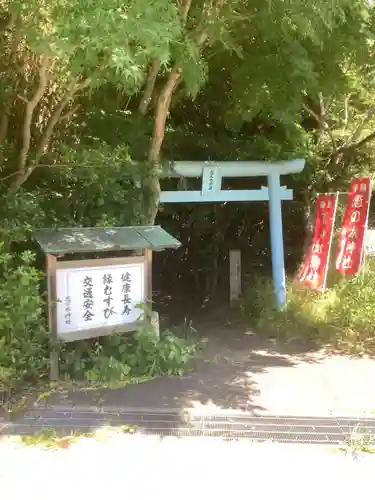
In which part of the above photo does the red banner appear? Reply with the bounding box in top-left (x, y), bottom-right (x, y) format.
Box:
top-left (336, 177), bottom-right (372, 275)
top-left (298, 193), bottom-right (338, 291)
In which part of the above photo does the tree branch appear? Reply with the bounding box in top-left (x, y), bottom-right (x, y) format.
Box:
top-left (179, 0), bottom-right (193, 23)
top-left (11, 74), bottom-right (88, 190)
top-left (347, 107), bottom-right (375, 146)
top-left (149, 66), bottom-right (181, 164)
top-left (343, 93), bottom-right (352, 131)
top-left (12, 57), bottom-right (49, 190)
top-left (318, 92), bottom-right (325, 117)
top-left (138, 59), bottom-right (161, 116)
top-left (34, 80), bottom-right (88, 165)
top-left (351, 130), bottom-right (375, 151)
top-left (60, 104), bottom-right (80, 122)
top-left (327, 128), bottom-right (375, 173)
top-left (302, 102), bottom-right (336, 151)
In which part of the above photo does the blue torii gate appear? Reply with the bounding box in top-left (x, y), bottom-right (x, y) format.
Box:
top-left (159, 159), bottom-right (306, 307)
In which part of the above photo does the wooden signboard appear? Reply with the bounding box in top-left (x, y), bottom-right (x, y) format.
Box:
top-left (35, 225), bottom-right (181, 380)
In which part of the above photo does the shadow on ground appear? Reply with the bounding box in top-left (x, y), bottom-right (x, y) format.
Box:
top-left (0, 317), bottom-right (332, 439)
top-left (5, 315), bottom-right (375, 443)
top-left (43, 319), bottom-right (321, 412)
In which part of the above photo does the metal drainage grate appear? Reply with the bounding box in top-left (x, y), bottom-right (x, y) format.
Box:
top-left (2, 409), bottom-right (375, 445)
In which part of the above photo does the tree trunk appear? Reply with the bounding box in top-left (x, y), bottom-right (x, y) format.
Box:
top-left (143, 67), bottom-right (181, 225)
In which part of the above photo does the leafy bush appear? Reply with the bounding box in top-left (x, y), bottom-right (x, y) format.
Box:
top-left (61, 323), bottom-right (199, 384)
top-left (240, 264), bottom-right (375, 355)
top-left (0, 248), bottom-right (49, 397)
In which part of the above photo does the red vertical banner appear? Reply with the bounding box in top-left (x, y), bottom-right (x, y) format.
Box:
top-left (298, 193), bottom-right (338, 291)
top-left (336, 177), bottom-right (372, 275)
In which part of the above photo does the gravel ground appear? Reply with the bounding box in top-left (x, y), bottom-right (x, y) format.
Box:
top-left (0, 432), bottom-right (373, 499)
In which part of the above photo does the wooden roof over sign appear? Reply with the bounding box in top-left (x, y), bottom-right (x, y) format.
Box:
top-left (34, 226), bottom-right (181, 255)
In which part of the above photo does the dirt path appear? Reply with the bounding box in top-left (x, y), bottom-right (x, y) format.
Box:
top-left (190, 321), bottom-right (375, 416)
top-left (33, 320), bottom-right (375, 418)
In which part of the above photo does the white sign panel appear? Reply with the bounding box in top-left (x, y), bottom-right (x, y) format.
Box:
top-left (365, 229), bottom-right (375, 257)
top-left (56, 261), bottom-right (145, 338)
top-left (201, 167), bottom-right (221, 194)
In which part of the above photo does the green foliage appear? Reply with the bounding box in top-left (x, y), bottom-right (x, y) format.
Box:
top-left (61, 323), bottom-right (199, 383)
top-left (240, 263), bottom-right (375, 355)
top-left (126, 323), bottom-right (199, 377)
top-left (0, 0), bottom-right (182, 195)
top-left (0, 192), bottom-right (47, 244)
top-left (221, 0), bottom-right (370, 127)
top-left (1, 0), bottom-right (373, 202)
top-left (0, 247), bottom-right (49, 395)
top-left (12, 0), bottom-right (181, 90)
top-left (40, 163), bottom-right (143, 227)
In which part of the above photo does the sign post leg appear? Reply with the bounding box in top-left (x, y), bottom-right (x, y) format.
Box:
top-left (144, 249), bottom-right (159, 339)
top-left (46, 254), bottom-right (59, 381)
top-left (50, 349), bottom-right (59, 382)
top-left (229, 249), bottom-right (242, 305)
top-left (267, 172), bottom-right (287, 308)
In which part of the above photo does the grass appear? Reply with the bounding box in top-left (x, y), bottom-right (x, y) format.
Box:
top-left (15, 425), bottom-right (138, 449)
top-left (240, 262), bottom-right (375, 356)
top-left (1, 323), bottom-right (200, 418)
top-left (341, 425), bottom-right (375, 456)
top-left (326, 422), bottom-right (375, 457)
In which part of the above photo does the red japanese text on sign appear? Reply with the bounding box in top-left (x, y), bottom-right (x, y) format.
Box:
top-left (298, 193), bottom-right (338, 291)
top-left (336, 177), bottom-right (372, 275)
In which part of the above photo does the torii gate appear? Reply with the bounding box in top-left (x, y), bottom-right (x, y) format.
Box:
top-left (159, 159), bottom-right (306, 307)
